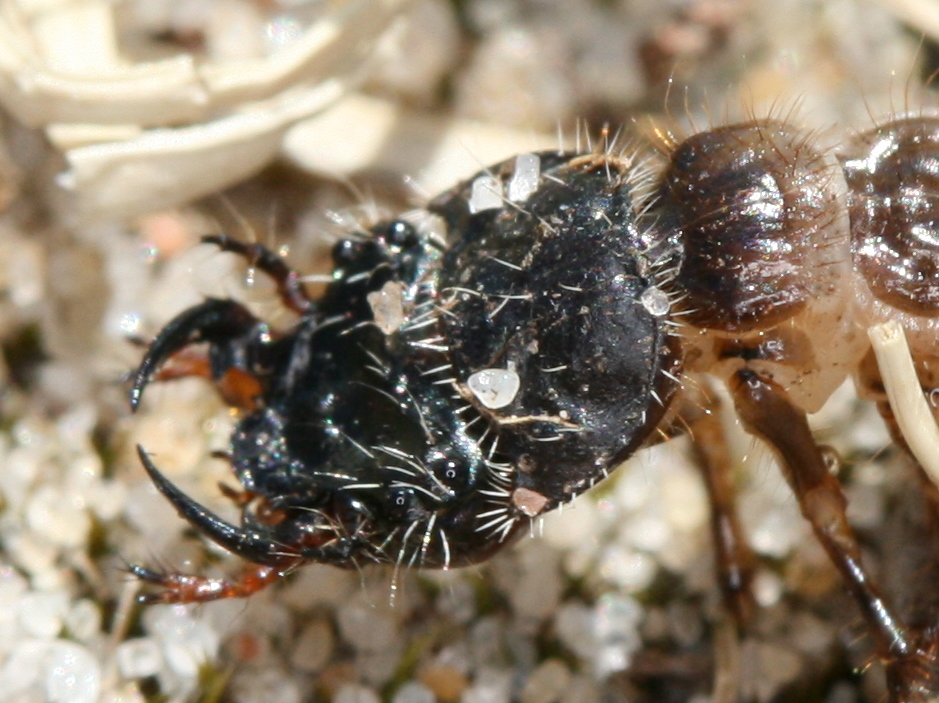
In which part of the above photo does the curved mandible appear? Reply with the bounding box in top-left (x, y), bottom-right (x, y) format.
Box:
top-left (130, 298), bottom-right (258, 410)
top-left (136, 445), bottom-right (294, 567)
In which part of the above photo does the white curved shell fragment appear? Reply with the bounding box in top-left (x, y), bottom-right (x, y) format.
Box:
top-left (59, 81), bottom-right (347, 222)
top-left (0, 0), bottom-right (414, 221)
top-left (0, 0), bottom-right (412, 127)
top-left (467, 366), bottom-right (521, 409)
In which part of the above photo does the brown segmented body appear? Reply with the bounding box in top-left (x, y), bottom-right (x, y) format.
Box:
top-left (657, 116), bottom-right (939, 419)
top-left (843, 116), bottom-right (939, 400)
top-left (647, 115), bottom-right (939, 701)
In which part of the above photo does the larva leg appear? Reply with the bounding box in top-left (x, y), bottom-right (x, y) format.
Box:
top-left (683, 387), bottom-right (757, 703)
top-left (128, 563), bottom-right (285, 604)
top-left (685, 392), bottom-right (756, 628)
top-left (728, 369), bottom-right (920, 699)
top-left (202, 234), bottom-right (312, 315)
top-left (130, 298), bottom-right (266, 412)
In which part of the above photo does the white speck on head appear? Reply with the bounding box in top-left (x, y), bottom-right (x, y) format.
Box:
top-left (640, 286), bottom-right (670, 317)
top-left (367, 281), bottom-right (406, 334)
top-left (467, 365), bottom-right (521, 409)
top-left (469, 174), bottom-right (503, 213)
top-left (508, 153), bottom-right (541, 203)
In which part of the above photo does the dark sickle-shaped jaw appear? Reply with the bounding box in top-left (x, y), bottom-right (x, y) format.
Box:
top-left (135, 445), bottom-right (292, 566)
top-left (129, 299), bottom-right (257, 411)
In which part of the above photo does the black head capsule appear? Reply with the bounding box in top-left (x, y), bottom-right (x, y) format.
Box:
top-left (429, 151), bottom-right (682, 508)
top-left (129, 149), bottom-right (682, 602)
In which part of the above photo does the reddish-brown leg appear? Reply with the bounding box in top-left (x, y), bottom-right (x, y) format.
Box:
top-left (202, 234), bottom-right (312, 316)
top-left (682, 388), bottom-right (758, 703)
top-left (128, 563), bottom-right (288, 604)
top-left (150, 349), bottom-right (263, 410)
top-left (686, 397), bottom-right (757, 629)
top-left (217, 481), bottom-right (256, 508)
top-left (728, 369), bottom-right (934, 701)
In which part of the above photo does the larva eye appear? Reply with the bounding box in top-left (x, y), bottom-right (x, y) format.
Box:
top-left (378, 220), bottom-right (420, 249)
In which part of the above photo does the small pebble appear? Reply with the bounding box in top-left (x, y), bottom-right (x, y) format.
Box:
top-left (0, 639), bottom-right (46, 696)
top-left (392, 681), bottom-right (436, 703)
top-left (98, 682), bottom-right (147, 703)
top-left (597, 545), bottom-right (656, 592)
top-left (358, 646), bottom-right (404, 687)
top-left (44, 641), bottom-right (100, 703)
top-left (18, 591), bottom-right (69, 640)
top-left (279, 564), bottom-right (354, 610)
top-left (826, 681), bottom-right (858, 703)
top-left (467, 367), bottom-right (520, 409)
top-left (116, 638), bottom-right (163, 679)
top-left (337, 596), bottom-right (398, 653)
top-left (334, 684), bottom-right (381, 703)
top-left (520, 659), bottom-right (570, 703)
top-left (145, 605), bottom-right (219, 679)
top-left (790, 612), bottom-right (835, 657)
top-left (593, 594), bottom-right (643, 677)
top-left (554, 604), bottom-right (595, 660)
top-left (507, 153), bottom-right (541, 202)
top-left (755, 642), bottom-right (803, 701)
top-left (560, 675), bottom-right (599, 703)
top-left (505, 543), bottom-right (563, 621)
top-left (468, 617), bottom-right (508, 669)
top-left (468, 175), bottom-right (503, 213)
top-left (369, 0), bottom-right (459, 102)
top-left (6, 533), bottom-right (58, 586)
top-left (845, 482), bottom-right (884, 529)
top-left (661, 469), bottom-right (708, 532)
top-left (0, 567), bottom-right (27, 603)
top-left (541, 501), bottom-right (600, 551)
top-left (461, 667), bottom-right (512, 703)
top-left (230, 667), bottom-right (302, 703)
top-left (290, 619), bottom-right (334, 672)
top-left (435, 579), bottom-right (477, 624)
top-left (419, 664), bottom-right (468, 702)
top-left (752, 569), bottom-right (784, 607)
top-left (639, 286), bottom-right (670, 317)
top-left (367, 281), bottom-right (406, 335)
top-left (667, 602), bottom-right (704, 647)
top-left (88, 480), bottom-right (128, 521)
top-left (64, 599), bottom-right (101, 643)
top-left (619, 512), bottom-right (671, 553)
